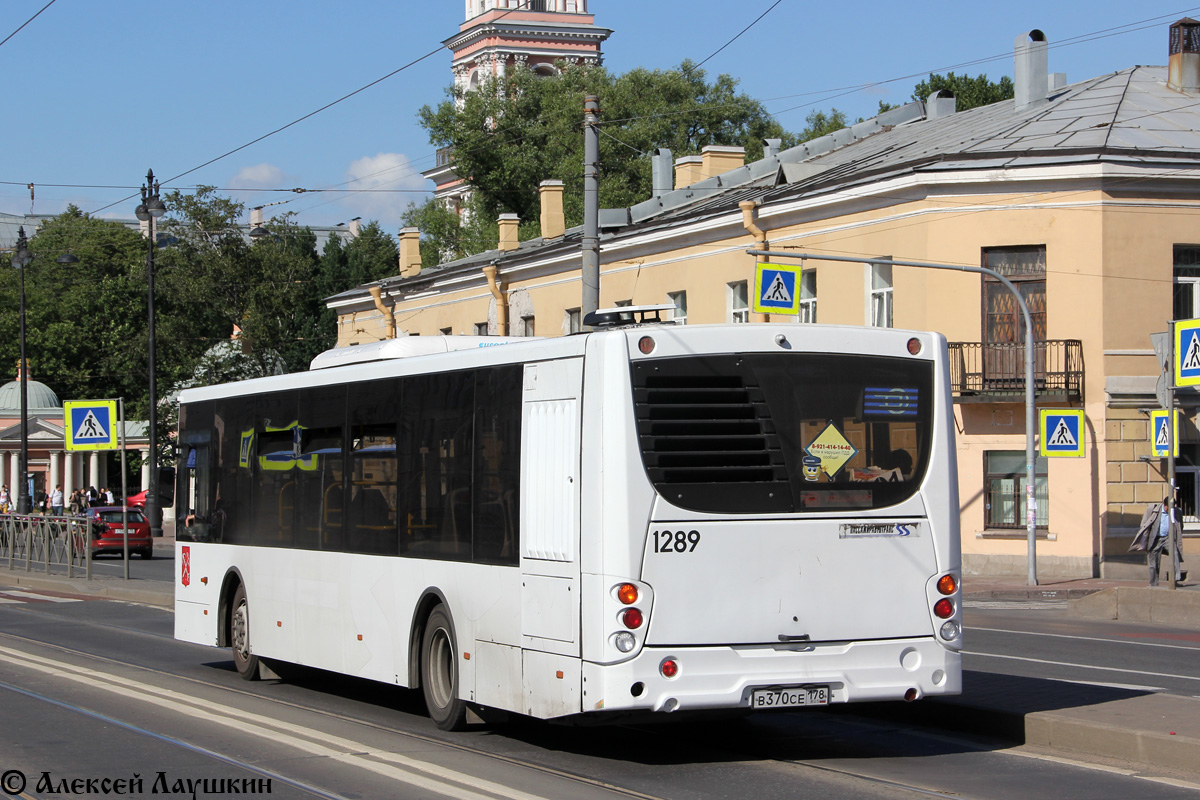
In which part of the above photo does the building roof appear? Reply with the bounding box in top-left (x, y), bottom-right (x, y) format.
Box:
top-left (329, 62), bottom-right (1200, 309)
top-left (0, 377), bottom-right (61, 414)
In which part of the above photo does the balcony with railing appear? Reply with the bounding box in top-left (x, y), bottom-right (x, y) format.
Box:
top-left (948, 340), bottom-right (1084, 403)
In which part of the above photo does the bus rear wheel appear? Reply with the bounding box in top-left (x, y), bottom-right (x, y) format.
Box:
top-left (420, 604), bottom-right (468, 731)
top-left (231, 584), bottom-right (260, 681)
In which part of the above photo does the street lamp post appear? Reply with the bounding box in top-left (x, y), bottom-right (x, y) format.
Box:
top-left (136, 170), bottom-right (167, 537)
top-left (11, 228), bottom-right (33, 514)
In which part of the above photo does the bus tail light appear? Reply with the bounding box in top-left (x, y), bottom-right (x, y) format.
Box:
top-left (614, 632), bottom-right (636, 652)
top-left (660, 658), bottom-right (679, 678)
top-left (933, 598), bottom-right (954, 619)
top-left (907, 337), bottom-right (922, 355)
top-left (940, 621), bottom-right (961, 641)
top-left (936, 574), bottom-right (957, 595)
top-left (621, 608), bottom-right (644, 629)
top-left (617, 583), bottom-right (639, 605)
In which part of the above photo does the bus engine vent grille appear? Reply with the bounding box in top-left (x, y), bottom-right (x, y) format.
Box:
top-left (632, 373), bottom-right (787, 485)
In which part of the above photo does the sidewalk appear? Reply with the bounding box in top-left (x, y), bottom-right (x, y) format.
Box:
top-left (909, 573), bottom-right (1200, 777)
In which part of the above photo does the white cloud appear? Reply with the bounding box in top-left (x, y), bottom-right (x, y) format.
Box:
top-left (340, 153), bottom-right (429, 228)
top-left (230, 163), bottom-right (289, 188)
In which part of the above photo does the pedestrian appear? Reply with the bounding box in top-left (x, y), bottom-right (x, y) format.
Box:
top-left (68, 489), bottom-right (84, 516)
top-left (50, 484), bottom-right (63, 516)
top-left (0, 484), bottom-right (9, 513)
top-left (104, 486), bottom-right (115, 505)
top-left (86, 486), bottom-right (99, 508)
top-left (1130, 498), bottom-right (1186, 586)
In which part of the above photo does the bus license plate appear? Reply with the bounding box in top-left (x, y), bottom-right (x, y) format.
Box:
top-left (750, 686), bottom-right (829, 708)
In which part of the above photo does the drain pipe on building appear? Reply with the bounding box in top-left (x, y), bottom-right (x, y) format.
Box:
top-left (740, 201), bottom-right (770, 323)
top-left (748, 248), bottom-right (1040, 586)
top-left (367, 286), bottom-right (396, 339)
top-left (483, 262), bottom-right (508, 336)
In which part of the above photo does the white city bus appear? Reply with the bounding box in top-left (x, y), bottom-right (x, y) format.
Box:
top-left (174, 319), bottom-right (962, 730)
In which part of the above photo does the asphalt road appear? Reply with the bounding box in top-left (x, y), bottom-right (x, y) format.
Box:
top-left (0, 586), bottom-right (1198, 799)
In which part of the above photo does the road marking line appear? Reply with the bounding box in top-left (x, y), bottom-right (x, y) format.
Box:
top-left (969, 625), bottom-right (1200, 652)
top-left (0, 598), bottom-right (25, 604)
top-left (0, 644), bottom-right (562, 800)
top-left (0, 590), bottom-right (80, 603)
top-left (962, 650), bottom-right (1200, 683)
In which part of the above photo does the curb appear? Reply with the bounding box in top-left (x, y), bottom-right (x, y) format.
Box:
top-left (4, 573), bottom-right (173, 608)
top-left (1070, 586), bottom-right (1200, 626)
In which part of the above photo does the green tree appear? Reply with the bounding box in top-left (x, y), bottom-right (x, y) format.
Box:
top-left (799, 108), bottom-right (848, 141)
top-left (911, 72), bottom-right (1015, 111)
top-left (410, 59), bottom-right (795, 262)
top-left (0, 207), bottom-right (150, 411)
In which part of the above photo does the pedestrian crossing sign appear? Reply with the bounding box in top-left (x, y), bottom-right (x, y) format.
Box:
top-left (1039, 409), bottom-right (1085, 457)
top-left (752, 263), bottom-right (800, 315)
top-left (1176, 318), bottom-right (1200, 386)
top-left (1151, 409), bottom-right (1179, 458)
top-left (64, 400), bottom-right (119, 451)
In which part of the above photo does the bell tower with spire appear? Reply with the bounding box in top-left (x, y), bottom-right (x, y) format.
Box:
top-left (424, 2), bottom-right (611, 206)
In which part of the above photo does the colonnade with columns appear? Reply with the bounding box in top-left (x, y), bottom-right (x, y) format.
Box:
top-left (0, 448), bottom-right (151, 500)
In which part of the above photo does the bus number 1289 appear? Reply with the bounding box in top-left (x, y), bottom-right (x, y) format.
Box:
top-left (652, 530), bottom-right (700, 553)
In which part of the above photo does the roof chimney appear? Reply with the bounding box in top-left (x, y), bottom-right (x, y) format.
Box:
top-left (250, 207), bottom-right (264, 227)
top-left (1169, 18), bottom-right (1200, 93)
top-left (700, 145), bottom-right (745, 179)
top-left (652, 148), bottom-right (674, 197)
top-left (763, 138), bottom-right (782, 158)
top-left (349, 217), bottom-right (362, 237)
top-left (498, 213), bottom-right (520, 251)
top-left (539, 180), bottom-right (565, 240)
top-left (675, 155), bottom-right (702, 188)
top-left (1014, 30), bottom-right (1049, 112)
top-left (398, 227), bottom-right (421, 276)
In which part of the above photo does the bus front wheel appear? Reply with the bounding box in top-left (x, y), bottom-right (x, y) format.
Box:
top-left (231, 584), bottom-right (260, 681)
top-left (420, 604), bottom-right (468, 731)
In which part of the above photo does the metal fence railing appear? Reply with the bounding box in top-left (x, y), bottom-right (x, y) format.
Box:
top-left (0, 514), bottom-right (94, 579)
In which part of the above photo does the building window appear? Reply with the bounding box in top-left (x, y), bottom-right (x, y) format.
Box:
top-left (984, 451), bottom-right (1048, 529)
top-left (869, 261), bottom-right (893, 328)
top-left (728, 282), bottom-right (749, 323)
top-left (1174, 245), bottom-right (1200, 320)
top-left (520, 315), bottom-right (535, 337)
top-left (564, 308), bottom-right (581, 334)
top-left (440, 326), bottom-right (453, 336)
top-left (668, 291), bottom-right (687, 325)
top-left (474, 322), bottom-right (488, 336)
top-left (798, 271), bottom-right (817, 323)
top-left (982, 246), bottom-right (1046, 343)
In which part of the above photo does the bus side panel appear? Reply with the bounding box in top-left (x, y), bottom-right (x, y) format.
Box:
top-left (922, 334), bottom-right (962, 576)
top-left (519, 358), bottom-right (583, 659)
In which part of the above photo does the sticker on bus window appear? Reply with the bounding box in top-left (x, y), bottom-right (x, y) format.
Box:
top-left (805, 423), bottom-right (858, 478)
top-left (799, 489), bottom-right (872, 509)
top-left (862, 386), bottom-right (919, 419)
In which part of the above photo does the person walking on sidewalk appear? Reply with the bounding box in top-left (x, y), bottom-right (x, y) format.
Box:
top-left (49, 484), bottom-right (63, 516)
top-left (1131, 499), bottom-right (1186, 586)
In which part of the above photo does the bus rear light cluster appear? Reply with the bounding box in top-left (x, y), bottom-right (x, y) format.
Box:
top-left (609, 580), bottom-right (652, 657)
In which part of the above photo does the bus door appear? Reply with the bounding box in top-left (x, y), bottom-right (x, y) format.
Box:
top-left (519, 358), bottom-right (583, 715)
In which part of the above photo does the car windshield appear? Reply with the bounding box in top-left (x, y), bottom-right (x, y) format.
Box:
top-left (98, 510), bottom-right (146, 524)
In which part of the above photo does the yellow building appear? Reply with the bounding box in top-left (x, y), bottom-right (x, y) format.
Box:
top-left (329, 22), bottom-right (1200, 578)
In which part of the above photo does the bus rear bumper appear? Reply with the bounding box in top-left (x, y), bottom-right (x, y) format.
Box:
top-left (581, 638), bottom-right (960, 714)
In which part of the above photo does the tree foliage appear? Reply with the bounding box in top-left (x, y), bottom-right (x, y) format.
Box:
top-left (911, 72), bottom-right (1015, 111)
top-left (408, 60), bottom-right (795, 263)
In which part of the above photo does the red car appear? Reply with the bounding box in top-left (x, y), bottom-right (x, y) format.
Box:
top-left (88, 506), bottom-right (153, 559)
top-left (125, 490), bottom-right (147, 508)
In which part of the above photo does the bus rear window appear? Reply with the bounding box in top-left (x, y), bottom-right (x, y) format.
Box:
top-left (631, 353), bottom-right (934, 514)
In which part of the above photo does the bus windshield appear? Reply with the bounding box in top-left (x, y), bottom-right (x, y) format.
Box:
top-left (632, 352), bottom-right (933, 514)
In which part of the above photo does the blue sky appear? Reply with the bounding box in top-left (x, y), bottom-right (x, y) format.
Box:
top-left (2, 1), bottom-right (1196, 231)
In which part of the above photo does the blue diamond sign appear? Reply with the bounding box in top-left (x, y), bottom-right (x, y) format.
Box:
top-left (752, 263), bottom-right (800, 315)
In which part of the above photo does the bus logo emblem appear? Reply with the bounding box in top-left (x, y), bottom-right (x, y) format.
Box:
top-left (181, 545), bottom-right (191, 587)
